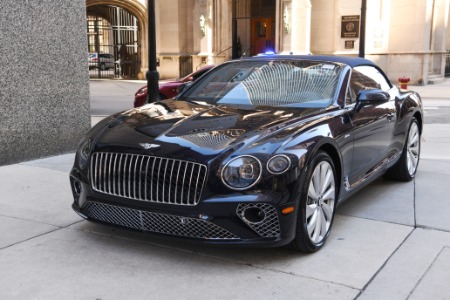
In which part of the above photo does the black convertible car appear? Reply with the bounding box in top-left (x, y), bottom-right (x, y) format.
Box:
top-left (70, 55), bottom-right (423, 252)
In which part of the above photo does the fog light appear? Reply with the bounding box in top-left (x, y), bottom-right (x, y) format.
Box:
top-left (243, 207), bottom-right (266, 224)
top-left (71, 177), bottom-right (83, 203)
top-left (73, 180), bottom-right (82, 196)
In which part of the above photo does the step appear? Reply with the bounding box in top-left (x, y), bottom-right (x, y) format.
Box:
top-left (427, 75), bottom-right (445, 85)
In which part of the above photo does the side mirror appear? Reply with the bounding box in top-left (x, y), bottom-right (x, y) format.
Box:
top-left (355, 89), bottom-right (390, 112)
top-left (356, 89), bottom-right (390, 103)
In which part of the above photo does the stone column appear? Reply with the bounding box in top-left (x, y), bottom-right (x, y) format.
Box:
top-left (280, 0), bottom-right (312, 54)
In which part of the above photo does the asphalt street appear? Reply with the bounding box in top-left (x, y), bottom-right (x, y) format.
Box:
top-left (0, 79), bottom-right (449, 299)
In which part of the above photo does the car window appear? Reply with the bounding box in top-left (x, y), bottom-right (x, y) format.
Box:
top-left (346, 66), bottom-right (390, 105)
top-left (181, 60), bottom-right (342, 108)
top-left (192, 69), bottom-right (209, 80)
top-left (345, 77), bottom-right (355, 105)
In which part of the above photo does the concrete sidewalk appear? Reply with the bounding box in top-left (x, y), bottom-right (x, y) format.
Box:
top-left (1, 81), bottom-right (450, 299)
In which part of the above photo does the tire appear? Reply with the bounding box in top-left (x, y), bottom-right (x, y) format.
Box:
top-left (384, 118), bottom-right (420, 181)
top-left (291, 151), bottom-right (337, 253)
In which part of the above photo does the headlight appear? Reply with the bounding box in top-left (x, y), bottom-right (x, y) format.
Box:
top-left (136, 87), bottom-right (147, 95)
top-left (221, 155), bottom-right (262, 190)
top-left (267, 155), bottom-right (291, 174)
top-left (77, 138), bottom-right (92, 169)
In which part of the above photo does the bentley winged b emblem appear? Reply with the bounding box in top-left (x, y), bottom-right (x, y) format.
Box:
top-left (139, 143), bottom-right (161, 150)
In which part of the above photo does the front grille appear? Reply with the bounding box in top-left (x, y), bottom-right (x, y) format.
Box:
top-left (82, 201), bottom-right (239, 240)
top-left (90, 152), bottom-right (207, 206)
top-left (236, 203), bottom-right (281, 238)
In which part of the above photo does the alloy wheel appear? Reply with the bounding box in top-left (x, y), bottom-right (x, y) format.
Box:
top-left (306, 161), bottom-right (336, 244)
top-left (407, 122), bottom-right (420, 176)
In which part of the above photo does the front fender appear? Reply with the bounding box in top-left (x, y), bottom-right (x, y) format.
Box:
top-left (396, 91), bottom-right (423, 123)
top-left (280, 123), bottom-right (342, 173)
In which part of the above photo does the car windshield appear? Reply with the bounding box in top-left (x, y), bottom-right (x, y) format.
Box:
top-left (179, 60), bottom-right (342, 108)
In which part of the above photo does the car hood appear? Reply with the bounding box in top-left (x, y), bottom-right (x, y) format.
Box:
top-left (136, 81), bottom-right (182, 92)
top-left (159, 81), bottom-right (181, 88)
top-left (96, 99), bottom-right (324, 162)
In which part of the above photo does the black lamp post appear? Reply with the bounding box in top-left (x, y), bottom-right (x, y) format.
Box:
top-left (146, 0), bottom-right (159, 103)
top-left (359, 0), bottom-right (367, 58)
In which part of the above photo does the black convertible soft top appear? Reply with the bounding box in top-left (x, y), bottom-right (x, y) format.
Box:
top-left (243, 54), bottom-right (377, 68)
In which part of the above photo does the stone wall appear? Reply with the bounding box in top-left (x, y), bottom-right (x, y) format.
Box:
top-left (0, 0), bottom-right (90, 166)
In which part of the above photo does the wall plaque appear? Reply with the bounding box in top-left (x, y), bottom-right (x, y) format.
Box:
top-left (341, 15), bottom-right (360, 38)
top-left (345, 40), bottom-right (355, 49)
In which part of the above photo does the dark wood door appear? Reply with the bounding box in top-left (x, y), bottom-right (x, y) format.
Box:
top-left (251, 18), bottom-right (275, 55)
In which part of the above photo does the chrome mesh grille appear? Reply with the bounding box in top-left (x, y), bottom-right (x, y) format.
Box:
top-left (236, 203), bottom-right (281, 238)
top-left (83, 201), bottom-right (239, 240)
top-left (90, 152), bottom-right (207, 206)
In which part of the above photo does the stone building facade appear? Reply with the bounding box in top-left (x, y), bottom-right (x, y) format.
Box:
top-left (86, 0), bottom-right (450, 84)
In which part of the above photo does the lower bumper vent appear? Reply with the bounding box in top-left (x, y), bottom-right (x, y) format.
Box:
top-left (82, 201), bottom-right (239, 240)
top-left (236, 203), bottom-right (281, 238)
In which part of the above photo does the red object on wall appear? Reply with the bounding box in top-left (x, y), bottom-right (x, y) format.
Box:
top-left (398, 76), bottom-right (410, 89)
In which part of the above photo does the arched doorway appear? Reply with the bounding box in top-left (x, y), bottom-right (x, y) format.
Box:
top-left (232, 0), bottom-right (276, 58)
top-left (87, 5), bottom-right (141, 79)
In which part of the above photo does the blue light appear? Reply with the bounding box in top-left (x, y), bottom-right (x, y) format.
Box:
top-left (255, 50), bottom-right (276, 56)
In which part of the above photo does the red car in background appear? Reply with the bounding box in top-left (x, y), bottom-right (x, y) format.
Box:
top-left (134, 65), bottom-right (214, 107)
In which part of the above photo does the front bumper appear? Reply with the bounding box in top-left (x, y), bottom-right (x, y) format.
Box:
top-left (70, 170), bottom-right (298, 247)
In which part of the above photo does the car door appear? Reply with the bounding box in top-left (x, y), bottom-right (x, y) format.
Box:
top-left (347, 66), bottom-right (396, 186)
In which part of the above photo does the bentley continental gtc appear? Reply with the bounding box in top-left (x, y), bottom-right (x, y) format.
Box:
top-left (70, 55), bottom-right (423, 253)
